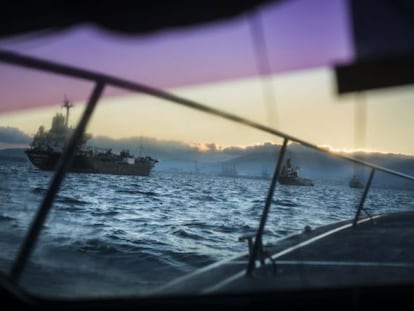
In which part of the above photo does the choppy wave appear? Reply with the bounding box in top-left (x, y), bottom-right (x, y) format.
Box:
top-left (273, 199), bottom-right (300, 207)
top-left (90, 210), bottom-right (118, 217)
top-left (1, 161), bottom-right (414, 298)
top-left (0, 214), bottom-right (15, 221)
top-left (116, 189), bottom-right (158, 196)
top-left (172, 228), bottom-right (205, 240)
top-left (31, 187), bottom-right (47, 194)
top-left (56, 196), bottom-right (89, 206)
top-left (31, 187), bottom-right (88, 205)
top-left (78, 238), bottom-right (121, 254)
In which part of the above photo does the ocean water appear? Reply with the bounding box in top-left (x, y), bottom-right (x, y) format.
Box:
top-left (0, 160), bottom-right (413, 298)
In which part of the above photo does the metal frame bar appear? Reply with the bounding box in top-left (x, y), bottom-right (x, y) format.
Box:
top-left (352, 168), bottom-right (376, 227)
top-left (10, 82), bottom-right (105, 281)
top-left (246, 138), bottom-right (288, 276)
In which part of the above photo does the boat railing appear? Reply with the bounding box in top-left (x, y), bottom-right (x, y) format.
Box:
top-left (1, 49), bottom-right (414, 282)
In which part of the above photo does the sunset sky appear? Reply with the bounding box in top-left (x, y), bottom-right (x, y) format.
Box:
top-left (0, 0), bottom-right (413, 155)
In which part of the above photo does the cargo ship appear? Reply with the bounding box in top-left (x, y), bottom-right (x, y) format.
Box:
top-left (25, 99), bottom-right (158, 176)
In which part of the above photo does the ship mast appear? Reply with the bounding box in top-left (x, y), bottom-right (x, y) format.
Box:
top-left (63, 96), bottom-right (73, 128)
top-left (139, 138), bottom-right (144, 156)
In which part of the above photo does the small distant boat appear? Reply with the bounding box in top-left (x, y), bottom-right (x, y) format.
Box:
top-left (278, 158), bottom-right (313, 186)
top-left (349, 175), bottom-right (364, 188)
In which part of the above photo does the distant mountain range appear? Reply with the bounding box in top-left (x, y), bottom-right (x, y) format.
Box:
top-left (2, 140), bottom-right (414, 189)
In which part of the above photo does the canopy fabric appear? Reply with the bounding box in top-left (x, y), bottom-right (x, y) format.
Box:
top-left (0, 0), bottom-right (354, 114)
top-left (0, 1), bottom-right (276, 38)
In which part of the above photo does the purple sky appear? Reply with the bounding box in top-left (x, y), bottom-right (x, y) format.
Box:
top-left (0, 0), bottom-right (353, 114)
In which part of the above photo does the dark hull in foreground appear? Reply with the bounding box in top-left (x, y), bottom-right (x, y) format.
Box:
top-left (25, 149), bottom-right (157, 176)
top-left (154, 211), bottom-right (414, 296)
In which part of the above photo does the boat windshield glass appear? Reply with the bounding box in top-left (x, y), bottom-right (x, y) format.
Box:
top-left (1, 0), bottom-right (414, 301)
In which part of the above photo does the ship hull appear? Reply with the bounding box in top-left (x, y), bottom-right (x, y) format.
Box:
top-left (349, 182), bottom-right (364, 189)
top-left (25, 149), bottom-right (155, 176)
top-left (278, 176), bottom-right (314, 186)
